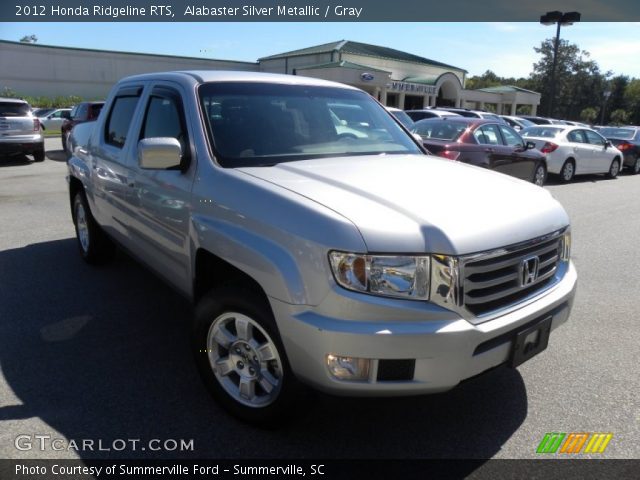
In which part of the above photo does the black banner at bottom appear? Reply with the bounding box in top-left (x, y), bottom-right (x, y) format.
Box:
top-left (1, 459), bottom-right (638, 480)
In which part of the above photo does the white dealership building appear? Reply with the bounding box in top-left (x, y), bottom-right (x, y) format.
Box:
top-left (0, 39), bottom-right (540, 115)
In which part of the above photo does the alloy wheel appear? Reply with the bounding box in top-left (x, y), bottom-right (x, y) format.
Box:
top-left (206, 312), bottom-right (283, 408)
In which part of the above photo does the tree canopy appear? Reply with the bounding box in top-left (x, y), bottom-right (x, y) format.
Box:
top-left (466, 39), bottom-right (638, 124)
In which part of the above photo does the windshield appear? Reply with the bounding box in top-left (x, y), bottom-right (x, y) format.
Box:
top-left (389, 110), bottom-right (415, 129)
top-left (599, 127), bottom-right (634, 140)
top-left (0, 102), bottom-right (30, 117)
top-left (521, 126), bottom-right (563, 138)
top-left (199, 82), bottom-right (421, 167)
top-left (517, 118), bottom-right (536, 128)
top-left (412, 120), bottom-right (468, 141)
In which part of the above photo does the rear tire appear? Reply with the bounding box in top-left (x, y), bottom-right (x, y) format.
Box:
top-left (532, 163), bottom-right (546, 186)
top-left (559, 160), bottom-right (575, 183)
top-left (72, 191), bottom-right (115, 264)
top-left (629, 157), bottom-right (640, 175)
top-left (32, 147), bottom-right (45, 162)
top-left (192, 287), bottom-right (305, 427)
top-left (607, 158), bottom-right (620, 179)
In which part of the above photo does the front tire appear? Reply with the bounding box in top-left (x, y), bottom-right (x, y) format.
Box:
top-left (607, 158), bottom-right (620, 179)
top-left (193, 288), bottom-right (303, 426)
top-left (559, 160), bottom-right (575, 183)
top-left (72, 191), bottom-right (115, 264)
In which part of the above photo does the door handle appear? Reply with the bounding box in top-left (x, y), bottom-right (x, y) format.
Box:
top-left (128, 181), bottom-right (135, 188)
top-left (484, 148), bottom-right (494, 153)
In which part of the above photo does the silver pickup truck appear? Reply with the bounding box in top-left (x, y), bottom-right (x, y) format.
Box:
top-left (67, 71), bottom-right (577, 424)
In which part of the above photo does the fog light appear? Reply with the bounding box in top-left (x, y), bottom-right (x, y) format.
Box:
top-left (326, 354), bottom-right (370, 381)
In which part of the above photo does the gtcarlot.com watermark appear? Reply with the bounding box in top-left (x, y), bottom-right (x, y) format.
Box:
top-left (15, 434), bottom-right (194, 452)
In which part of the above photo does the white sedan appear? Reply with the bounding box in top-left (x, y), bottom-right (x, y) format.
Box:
top-left (37, 108), bottom-right (71, 132)
top-left (521, 125), bottom-right (623, 182)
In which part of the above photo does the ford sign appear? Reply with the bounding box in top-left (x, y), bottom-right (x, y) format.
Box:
top-left (361, 72), bottom-right (375, 81)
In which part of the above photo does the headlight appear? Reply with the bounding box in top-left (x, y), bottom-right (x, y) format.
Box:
top-left (561, 229), bottom-right (571, 261)
top-left (329, 252), bottom-right (430, 300)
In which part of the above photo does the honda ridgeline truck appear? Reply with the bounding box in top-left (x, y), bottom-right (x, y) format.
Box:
top-left (67, 71), bottom-right (577, 424)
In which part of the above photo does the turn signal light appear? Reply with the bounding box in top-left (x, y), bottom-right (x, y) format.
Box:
top-left (33, 119), bottom-right (40, 132)
top-left (438, 150), bottom-right (460, 161)
top-left (540, 142), bottom-right (559, 154)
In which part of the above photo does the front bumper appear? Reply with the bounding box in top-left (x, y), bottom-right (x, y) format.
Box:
top-left (272, 261), bottom-right (577, 396)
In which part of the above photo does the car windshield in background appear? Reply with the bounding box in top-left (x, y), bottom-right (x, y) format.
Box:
top-left (199, 82), bottom-right (421, 167)
top-left (390, 110), bottom-right (415, 129)
top-left (518, 118), bottom-right (536, 128)
top-left (412, 120), bottom-right (468, 141)
top-left (599, 127), bottom-right (635, 139)
top-left (521, 126), bottom-right (563, 138)
top-left (0, 102), bottom-right (30, 117)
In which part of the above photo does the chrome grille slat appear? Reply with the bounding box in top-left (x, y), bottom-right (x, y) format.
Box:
top-left (461, 235), bottom-right (563, 317)
top-left (465, 271), bottom-right (518, 289)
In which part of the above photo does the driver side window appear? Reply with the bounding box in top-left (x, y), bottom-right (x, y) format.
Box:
top-left (140, 88), bottom-right (189, 157)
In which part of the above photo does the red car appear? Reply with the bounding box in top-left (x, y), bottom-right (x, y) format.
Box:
top-left (61, 101), bottom-right (104, 155)
top-left (412, 117), bottom-right (547, 186)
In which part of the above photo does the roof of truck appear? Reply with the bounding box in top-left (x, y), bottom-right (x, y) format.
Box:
top-left (120, 70), bottom-right (360, 90)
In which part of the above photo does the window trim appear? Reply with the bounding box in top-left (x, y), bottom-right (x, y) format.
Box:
top-left (103, 89), bottom-right (142, 149)
top-left (139, 86), bottom-right (191, 170)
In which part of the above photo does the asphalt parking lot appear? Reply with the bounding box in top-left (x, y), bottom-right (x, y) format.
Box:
top-left (0, 137), bottom-right (638, 462)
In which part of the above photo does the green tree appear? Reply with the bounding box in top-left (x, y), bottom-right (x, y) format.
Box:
top-left (609, 109), bottom-right (629, 125)
top-left (580, 107), bottom-right (598, 124)
top-left (624, 79), bottom-right (640, 125)
top-left (530, 39), bottom-right (608, 120)
top-left (465, 70), bottom-right (502, 90)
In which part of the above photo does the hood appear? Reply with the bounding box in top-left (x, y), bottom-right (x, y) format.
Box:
top-left (238, 155), bottom-right (569, 255)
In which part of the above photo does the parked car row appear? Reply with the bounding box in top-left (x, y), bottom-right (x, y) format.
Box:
top-left (385, 106), bottom-right (636, 186)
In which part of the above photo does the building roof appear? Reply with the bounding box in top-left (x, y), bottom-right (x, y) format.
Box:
top-left (296, 60), bottom-right (391, 73)
top-left (0, 39), bottom-right (257, 66)
top-left (477, 85), bottom-right (539, 95)
top-left (259, 40), bottom-right (467, 72)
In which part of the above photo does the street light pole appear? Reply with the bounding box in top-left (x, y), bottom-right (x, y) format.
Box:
top-left (600, 90), bottom-right (612, 125)
top-left (540, 11), bottom-right (581, 118)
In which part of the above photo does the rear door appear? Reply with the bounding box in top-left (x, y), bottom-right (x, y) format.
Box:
top-left (90, 86), bottom-right (144, 243)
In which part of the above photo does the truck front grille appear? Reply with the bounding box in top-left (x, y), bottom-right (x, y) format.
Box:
top-left (462, 235), bottom-right (562, 317)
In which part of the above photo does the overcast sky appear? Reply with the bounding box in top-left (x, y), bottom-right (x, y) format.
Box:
top-left (1, 22), bottom-right (639, 79)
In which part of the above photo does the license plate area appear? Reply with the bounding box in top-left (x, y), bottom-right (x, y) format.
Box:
top-left (510, 316), bottom-right (552, 367)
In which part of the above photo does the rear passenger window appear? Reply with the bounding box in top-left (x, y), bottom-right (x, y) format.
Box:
top-left (567, 130), bottom-right (586, 143)
top-left (105, 91), bottom-right (141, 148)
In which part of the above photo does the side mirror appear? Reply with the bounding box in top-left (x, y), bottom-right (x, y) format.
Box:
top-left (604, 140), bottom-right (612, 148)
top-left (138, 137), bottom-right (182, 170)
top-left (525, 141), bottom-right (536, 150)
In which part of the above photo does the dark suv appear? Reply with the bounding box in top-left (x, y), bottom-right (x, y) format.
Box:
top-left (61, 101), bottom-right (104, 155)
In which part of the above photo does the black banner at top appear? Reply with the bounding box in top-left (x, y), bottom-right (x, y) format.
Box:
top-left (3, 0), bottom-right (640, 22)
